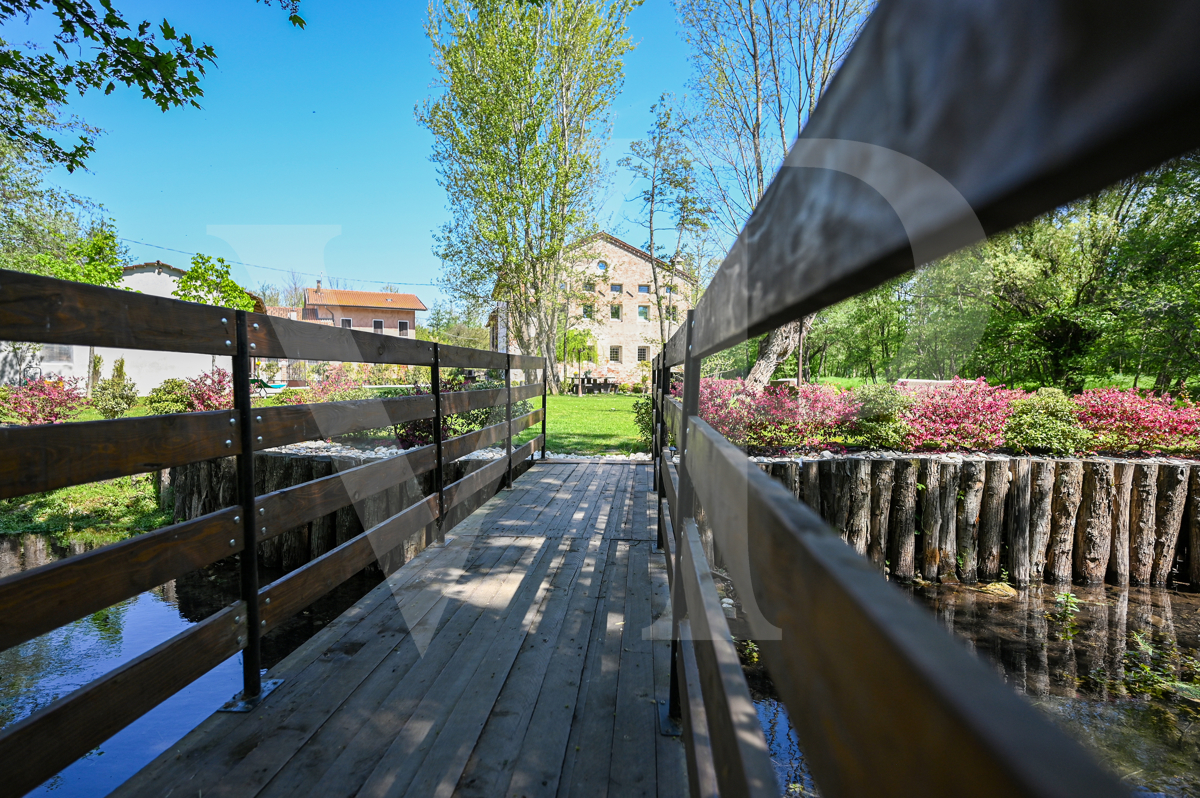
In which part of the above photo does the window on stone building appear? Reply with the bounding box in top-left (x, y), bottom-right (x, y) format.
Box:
top-left (609, 346), bottom-right (621, 362)
top-left (584, 282), bottom-right (595, 292)
top-left (610, 283), bottom-right (622, 293)
top-left (341, 318), bottom-right (352, 328)
top-left (638, 284), bottom-right (650, 293)
top-left (583, 304), bottom-right (594, 319)
top-left (399, 321), bottom-right (410, 337)
top-left (373, 319), bottom-right (384, 333)
top-left (610, 305), bottom-right (621, 320)
top-left (637, 346), bottom-right (648, 362)
top-left (666, 306), bottom-right (677, 322)
top-left (638, 305), bottom-right (649, 321)
top-left (664, 285), bottom-right (675, 294)
top-left (597, 261), bottom-right (608, 272)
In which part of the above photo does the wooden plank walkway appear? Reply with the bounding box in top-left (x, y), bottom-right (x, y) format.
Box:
top-left (113, 461), bottom-right (686, 798)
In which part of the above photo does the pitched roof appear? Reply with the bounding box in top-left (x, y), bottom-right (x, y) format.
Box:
top-left (264, 306), bottom-right (299, 319)
top-left (571, 232), bottom-right (698, 284)
top-left (124, 260), bottom-right (187, 276)
top-left (305, 287), bottom-right (427, 310)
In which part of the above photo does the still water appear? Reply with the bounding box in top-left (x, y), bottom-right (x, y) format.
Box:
top-left (0, 534), bottom-right (381, 796)
top-left (751, 582), bottom-right (1200, 797)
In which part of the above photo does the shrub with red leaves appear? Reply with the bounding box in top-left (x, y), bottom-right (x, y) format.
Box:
top-left (1072, 388), bottom-right (1200, 452)
top-left (898, 377), bottom-right (1025, 451)
top-left (685, 378), bottom-right (858, 451)
top-left (7, 375), bottom-right (87, 424)
top-left (185, 368), bottom-right (234, 411)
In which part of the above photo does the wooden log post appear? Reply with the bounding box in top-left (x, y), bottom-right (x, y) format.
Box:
top-left (1046, 459), bottom-right (1084, 584)
top-left (845, 457), bottom-right (873, 558)
top-left (258, 453), bottom-right (289, 569)
top-left (1029, 459), bottom-right (1057, 578)
top-left (280, 455), bottom-right (314, 572)
top-left (938, 461), bottom-right (960, 583)
top-left (868, 459), bottom-right (895, 573)
top-left (956, 458), bottom-right (985, 583)
top-left (1151, 463), bottom-right (1190, 585)
top-left (1190, 467), bottom-right (1200, 592)
top-left (919, 457), bottom-right (942, 581)
top-left (801, 459), bottom-right (821, 515)
top-left (307, 456), bottom-right (336, 560)
top-left (1129, 462), bottom-right (1159, 585)
top-left (1107, 461), bottom-right (1134, 586)
top-left (1073, 460), bottom-right (1114, 584)
top-left (1006, 458), bottom-right (1032, 587)
top-left (333, 454), bottom-right (365, 547)
top-left (979, 458), bottom-right (1010, 582)
top-left (818, 458), bottom-right (837, 527)
top-left (888, 457), bottom-right (919, 582)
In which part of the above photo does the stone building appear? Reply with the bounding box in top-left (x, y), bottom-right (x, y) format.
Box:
top-left (490, 233), bottom-right (695, 386)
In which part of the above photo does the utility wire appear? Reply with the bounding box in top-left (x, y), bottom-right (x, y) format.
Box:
top-left (120, 238), bottom-right (438, 287)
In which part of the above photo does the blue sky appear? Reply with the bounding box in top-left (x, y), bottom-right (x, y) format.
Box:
top-left (10, 0), bottom-right (692, 314)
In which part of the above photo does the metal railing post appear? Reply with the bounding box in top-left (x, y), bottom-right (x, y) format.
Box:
top-left (677, 310), bottom-right (699, 522)
top-left (541, 360), bottom-right (548, 460)
top-left (432, 344), bottom-right (445, 542)
top-left (505, 352), bottom-right (513, 490)
top-left (232, 311), bottom-right (261, 702)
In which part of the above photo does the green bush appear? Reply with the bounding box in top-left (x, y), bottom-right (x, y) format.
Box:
top-left (1003, 387), bottom-right (1092, 454)
top-left (849, 383), bottom-right (913, 449)
top-left (92, 358), bottom-right (138, 419)
top-left (633, 393), bottom-right (653, 449)
top-left (145, 378), bottom-right (189, 415)
top-left (619, 383), bottom-right (632, 393)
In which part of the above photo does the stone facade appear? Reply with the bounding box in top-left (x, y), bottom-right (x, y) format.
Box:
top-left (492, 233), bottom-right (694, 386)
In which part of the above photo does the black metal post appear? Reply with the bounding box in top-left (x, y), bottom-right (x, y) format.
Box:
top-left (505, 352), bottom-right (513, 490)
top-left (233, 311), bottom-right (261, 701)
top-left (431, 344), bottom-right (445, 542)
top-left (677, 310), bottom-right (700, 522)
top-left (540, 361), bottom-right (548, 460)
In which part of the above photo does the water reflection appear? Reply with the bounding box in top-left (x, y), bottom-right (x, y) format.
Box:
top-left (0, 533), bottom-right (382, 796)
top-left (912, 582), bottom-right (1200, 795)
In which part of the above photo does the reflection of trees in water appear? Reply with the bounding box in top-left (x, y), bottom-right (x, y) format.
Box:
top-left (756, 698), bottom-right (820, 797)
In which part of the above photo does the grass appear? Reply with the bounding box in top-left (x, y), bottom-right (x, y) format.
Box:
top-left (513, 393), bottom-right (645, 455)
top-left (0, 474), bottom-right (170, 543)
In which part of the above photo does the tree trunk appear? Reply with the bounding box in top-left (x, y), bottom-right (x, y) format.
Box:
top-left (309, 456), bottom-right (336, 560)
top-left (1189, 467), bottom-right (1200, 591)
top-left (801, 459), bottom-right (822, 515)
top-left (1073, 460), bottom-right (1114, 584)
top-left (868, 459), bottom-right (895, 573)
top-left (1046, 460), bottom-right (1084, 584)
top-left (979, 458), bottom-right (1010, 581)
top-left (938, 461), bottom-right (960, 582)
top-left (1129, 463), bottom-right (1158, 585)
top-left (889, 457), bottom-right (919, 582)
top-left (956, 458), bottom-right (985, 583)
top-left (745, 320), bottom-right (800, 389)
top-left (1107, 461), bottom-right (1134, 586)
top-left (845, 457), bottom-right (872, 557)
top-left (1006, 458), bottom-right (1032, 587)
top-left (919, 457), bottom-right (941, 581)
top-left (280, 455), bottom-right (313, 572)
top-left (1029, 459), bottom-right (1056, 578)
top-left (1151, 464), bottom-right (1190, 585)
top-left (818, 459), bottom-right (838, 528)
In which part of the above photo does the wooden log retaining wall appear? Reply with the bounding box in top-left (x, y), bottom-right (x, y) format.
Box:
top-left (754, 455), bottom-right (1200, 588)
top-left (168, 451), bottom-right (525, 576)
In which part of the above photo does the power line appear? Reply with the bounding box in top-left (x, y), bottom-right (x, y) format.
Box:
top-left (120, 238), bottom-right (439, 287)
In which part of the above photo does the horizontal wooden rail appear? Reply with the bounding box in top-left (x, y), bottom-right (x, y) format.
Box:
top-left (664, 397), bottom-right (683, 445)
top-left (684, 417), bottom-right (1125, 797)
top-left (510, 383), bottom-right (543, 403)
top-left (0, 601), bottom-right (247, 798)
top-left (661, 451), bottom-right (680, 537)
top-left (259, 495), bottom-right (440, 632)
top-left (677, 518), bottom-right (777, 796)
top-left (441, 387), bottom-right (506, 416)
top-left (255, 395), bottom-right (434, 450)
top-left (0, 269), bottom-right (236, 355)
top-left (437, 343), bottom-right (509, 370)
top-left (442, 408), bottom-right (543, 464)
top-left (443, 436), bottom-right (540, 512)
top-left (246, 312), bottom-right (436, 365)
top-left (676, 617), bottom-right (720, 798)
top-left (674, 2), bottom-right (1200, 360)
top-left (508, 353), bottom-right (544, 370)
top-left (0, 507), bottom-right (242, 652)
top-left (0, 410), bottom-right (240, 500)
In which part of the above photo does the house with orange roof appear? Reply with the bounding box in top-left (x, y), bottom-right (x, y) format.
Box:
top-left (300, 281), bottom-right (427, 337)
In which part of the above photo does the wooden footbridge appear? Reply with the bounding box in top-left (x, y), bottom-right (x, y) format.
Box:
top-left (3, 2), bottom-right (1200, 796)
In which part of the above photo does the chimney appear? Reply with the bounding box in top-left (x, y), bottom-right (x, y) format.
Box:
top-left (316, 279), bottom-right (322, 291)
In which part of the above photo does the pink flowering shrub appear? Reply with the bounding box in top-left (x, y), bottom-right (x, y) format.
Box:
top-left (5, 375), bottom-right (87, 424)
top-left (1072, 388), bottom-right (1200, 452)
top-left (280, 364), bottom-right (367, 405)
top-left (899, 377), bottom-right (1025, 451)
top-left (687, 379), bottom-right (858, 451)
top-left (186, 368), bottom-right (234, 411)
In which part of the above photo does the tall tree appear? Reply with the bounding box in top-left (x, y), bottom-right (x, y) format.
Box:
top-left (419, 0), bottom-right (634, 391)
top-left (676, 0), bottom-right (872, 386)
top-left (0, 1), bottom-right (304, 170)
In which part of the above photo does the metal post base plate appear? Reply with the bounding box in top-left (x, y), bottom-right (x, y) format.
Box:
top-left (217, 679), bottom-right (283, 713)
top-left (657, 699), bottom-right (682, 737)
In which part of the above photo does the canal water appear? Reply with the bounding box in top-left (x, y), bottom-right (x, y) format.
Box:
top-left (748, 582), bottom-right (1200, 797)
top-left (0, 534), bottom-right (382, 796)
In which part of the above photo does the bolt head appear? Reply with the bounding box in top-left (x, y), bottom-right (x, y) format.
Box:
top-left (234, 616), bottom-right (242, 623)
top-left (225, 340), bottom-right (232, 347)
top-left (230, 418), bottom-right (236, 425)
top-left (234, 515), bottom-right (240, 523)
top-left (221, 317), bottom-right (228, 324)
top-left (252, 323), bottom-right (259, 330)
top-left (250, 343), bottom-right (257, 350)
top-left (265, 597), bottom-right (271, 605)
top-left (229, 539), bottom-right (236, 547)
top-left (259, 507), bottom-right (265, 516)
top-left (225, 439), bottom-right (232, 448)
top-left (261, 526), bottom-right (267, 535)
top-left (237, 636), bottom-right (245, 645)
top-left (256, 415), bottom-right (262, 423)
top-left (261, 620), bottom-right (266, 627)
top-left (257, 436), bottom-right (263, 443)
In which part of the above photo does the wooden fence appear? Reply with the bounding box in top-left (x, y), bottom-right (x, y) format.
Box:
top-left (0, 270), bottom-right (546, 796)
top-left (650, 1), bottom-right (1200, 795)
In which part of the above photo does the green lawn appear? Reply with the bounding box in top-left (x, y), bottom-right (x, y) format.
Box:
top-left (514, 393), bottom-right (645, 455)
top-left (0, 474), bottom-right (170, 544)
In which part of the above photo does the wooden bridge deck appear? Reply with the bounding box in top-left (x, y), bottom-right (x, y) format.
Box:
top-left (113, 461), bottom-right (687, 798)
